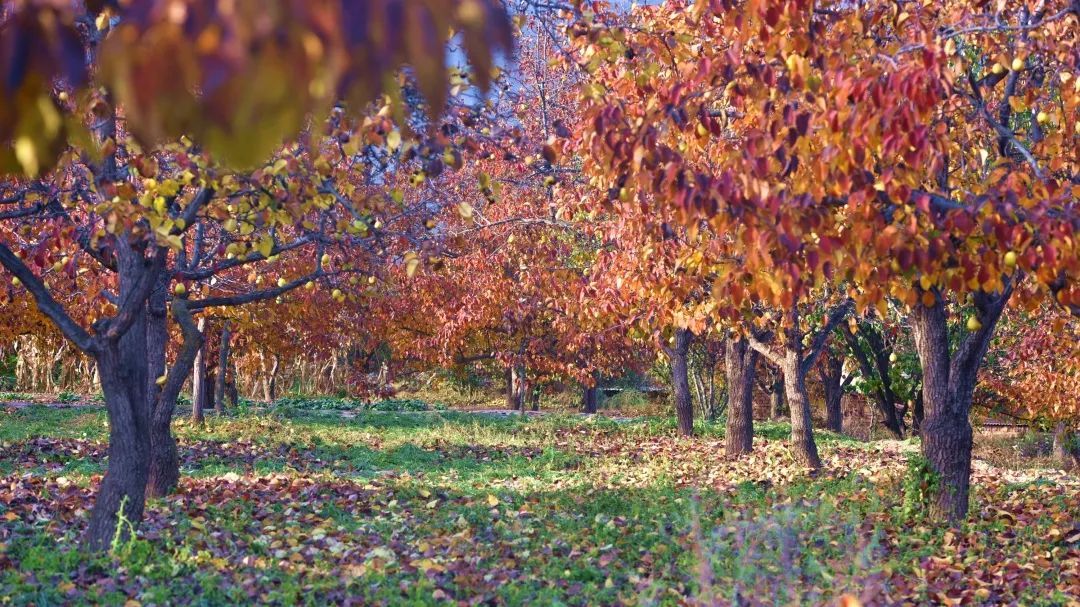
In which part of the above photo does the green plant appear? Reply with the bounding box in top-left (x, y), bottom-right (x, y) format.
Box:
top-left (57, 391), bottom-right (80, 403)
top-left (900, 454), bottom-right (939, 520)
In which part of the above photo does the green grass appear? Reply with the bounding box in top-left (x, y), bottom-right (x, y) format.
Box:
top-left (0, 404), bottom-right (1076, 606)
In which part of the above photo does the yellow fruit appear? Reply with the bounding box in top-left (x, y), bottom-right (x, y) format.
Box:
top-left (11, 277), bottom-right (20, 286)
top-left (1011, 58), bottom-right (1024, 71)
top-left (173, 283), bottom-right (187, 296)
top-left (966, 316), bottom-right (983, 332)
top-left (321, 254), bottom-right (331, 266)
top-left (277, 278), bottom-right (287, 288)
top-left (889, 353), bottom-right (898, 363)
top-left (1036, 111), bottom-right (1049, 125)
top-left (52, 261), bottom-right (64, 272)
top-left (991, 63), bottom-right (1005, 75)
top-left (1004, 251), bottom-right (1018, 268)
top-left (332, 289), bottom-right (342, 299)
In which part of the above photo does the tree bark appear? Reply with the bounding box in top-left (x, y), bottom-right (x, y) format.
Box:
top-left (147, 299), bottom-right (204, 498)
top-left (191, 317), bottom-right (209, 424)
top-left (769, 366), bottom-right (786, 419)
top-left (510, 364), bottom-right (526, 412)
top-left (215, 321), bottom-right (232, 413)
top-left (263, 352), bottom-right (280, 403)
top-left (83, 246), bottom-right (155, 551)
top-left (505, 366), bottom-right (516, 409)
top-left (780, 351), bottom-right (822, 471)
top-left (582, 383), bottom-right (599, 414)
top-left (724, 338), bottom-right (757, 457)
top-left (912, 285), bottom-right (1011, 523)
top-left (820, 350), bottom-right (844, 433)
top-left (666, 328), bottom-right (694, 437)
top-left (144, 279), bottom-right (171, 497)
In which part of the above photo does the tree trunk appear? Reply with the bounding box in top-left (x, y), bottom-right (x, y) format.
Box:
top-left (215, 321), bottom-right (231, 413)
top-left (667, 328), bottom-right (694, 437)
top-left (724, 338), bottom-right (757, 457)
top-left (191, 318), bottom-right (209, 424)
top-left (529, 385), bottom-right (539, 412)
top-left (226, 360), bottom-right (239, 407)
top-left (505, 367), bottom-right (516, 409)
top-left (912, 390), bottom-right (924, 434)
top-left (780, 350), bottom-right (822, 471)
top-left (769, 366), bottom-right (786, 419)
top-left (144, 280), bottom-right (173, 498)
top-left (912, 287), bottom-right (1010, 523)
top-left (582, 383), bottom-right (599, 414)
top-left (820, 350), bottom-right (844, 433)
top-left (147, 299), bottom-right (204, 498)
top-left (841, 323), bottom-right (903, 437)
top-left (511, 364), bottom-right (526, 412)
top-left (83, 248), bottom-right (154, 551)
top-left (263, 353), bottom-right (280, 403)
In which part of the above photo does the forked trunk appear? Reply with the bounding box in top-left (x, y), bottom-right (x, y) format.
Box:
top-left (147, 299), bottom-right (204, 498)
top-left (912, 287), bottom-right (1010, 523)
top-left (724, 338), bottom-right (757, 457)
top-left (83, 249), bottom-right (154, 550)
top-left (841, 323), bottom-right (903, 437)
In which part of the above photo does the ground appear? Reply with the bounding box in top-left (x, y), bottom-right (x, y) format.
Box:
top-left (0, 403), bottom-right (1077, 606)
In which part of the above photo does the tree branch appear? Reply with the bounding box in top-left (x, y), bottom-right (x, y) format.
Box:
top-left (0, 242), bottom-right (96, 353)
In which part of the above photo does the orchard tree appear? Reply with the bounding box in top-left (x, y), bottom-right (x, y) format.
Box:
top-left (568, 0), bottom-right (1077, 518)
top-left (980, 306), bottom-right (1080, 468)
top-left (0, 0), bottom-right (512, 550)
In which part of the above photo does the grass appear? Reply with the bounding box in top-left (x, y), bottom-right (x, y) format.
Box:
top-left (0, 404), bottom-right (1076, 606)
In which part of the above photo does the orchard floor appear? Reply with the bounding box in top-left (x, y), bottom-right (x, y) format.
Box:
top-left (0, 405), bottom-right (1077, 606)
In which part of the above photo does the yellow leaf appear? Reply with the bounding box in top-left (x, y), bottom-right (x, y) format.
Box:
top-left (486, 494), bottom-right (500, 507)
top-left (386, 130), bottom-right (402, 152)
top-left (256, 235), bottom-right (274, 258)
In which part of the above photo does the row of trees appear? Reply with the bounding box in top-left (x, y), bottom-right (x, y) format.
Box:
top-left (0, 0), bottom-right (1076, 553)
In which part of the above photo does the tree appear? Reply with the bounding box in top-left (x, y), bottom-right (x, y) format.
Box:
top-left (0, 0), bottom-right (512, 550)
top-left (980, 306), bottom-right (1080, 468)
top-left (568, 0), bottom-right (1078, 518)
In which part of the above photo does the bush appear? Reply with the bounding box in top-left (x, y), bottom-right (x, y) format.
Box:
top-left (1015, 431), bottom-right (1052, 458)
top-left (272, 396), bottom-right (447, 413)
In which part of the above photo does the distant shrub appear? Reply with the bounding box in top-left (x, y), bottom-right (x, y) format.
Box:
top-left (1015, 431), bottom-right (1052, 457)
top-left (273, 396), bottom-right (446, 413)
